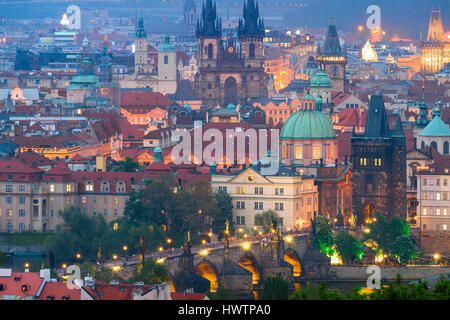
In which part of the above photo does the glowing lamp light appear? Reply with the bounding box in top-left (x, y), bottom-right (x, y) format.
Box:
top-left (166, 238), bottom-right (172, 244)
top-left (158, 246), bottom-right (164, 252)
top-left (330, 252), bottom-right (342, 265)
top-left (285, 236), bottom-right (293, 243)
top-left (242, 242), bottom-right (250, 250)
top-left (24, 262), bottom-right (30, 268)
top-left (364, 228), bottom-right (370, 233)
top-left (201, 239), bottom-right (207, 245)
top-left (208, 232), bottom-right (213, 237)
top-left (357, 25), bottom-right (364, 32)
top-left (112, 254), bottom-right (118, 260)
top-left (75, 253), bottom-right (82, 259)
top-left (111, 266), bottom-right (121, 271)
top-left (433, 253), bottom-right (440, 261)
top-left (258, 231), bottom-right (263, 235)
top-left (61, 263), bottom-right (67, 269)
top-left (156, 258), bottom-right (165, 264)
top-left (200, 249), bottom-right (208, 256)
top-left (122, 245), bottom-right (128, 251)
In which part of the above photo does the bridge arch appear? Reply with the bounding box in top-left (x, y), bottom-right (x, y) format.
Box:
top-left (283, 249), bottom-right (303, 277)
top-left (194, 260), bottom-right (219, 292)
top-left (238, 253), bottom-right (261, 284)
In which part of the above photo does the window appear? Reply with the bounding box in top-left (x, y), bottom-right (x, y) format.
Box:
top-left (313, 146), bottom-right (321, 160)
top-left (18, 185), bottom-right (25, 192)
top-left (423, 208), bottom-right (427, 215)
top-left (50, 210), bottom-right (54, 217)
top-left (444, 179), bottom-right (448, 186)
top-left (282, 145), bottom-right (287, 159)
top-left (86, 183), bottom-right (94, 192)
top-left (19, 223), bottom-right (25, 231)
top-left (7, 209), bottom-right (12, 217)
top-left (50, 184), bottom-right (55, 192)
top-left (236, 186), bottom-right (245, 194)
top-left (104, 209), bottom-right (107, 217)
top-left (66, 184), bottom-right (71, 192)
top-left (66, 198), bottom-right (70, 205)
top-left (19, 210), bottom-right (25, 217)
top-left (275, 188), bottom-right (284, 195)
top-left (218, 186), bottom-right (227, 193)
top-left (423, 178), bottom-right (427, 186)
top-left (236, 201), bottom-right (245, 209)
top-left (104, 197), bottom-right (107, 205)
top-left (423, 224), bottom-right (426, 230)
top-left (423, 192), bottom-right (427, 200)
top-left (436, 179), bottom-right (440, 186)
top-left (444, 224), bottom-right (448, 231)
top-left (444, 193), bottom-right (448, 200)
top-left (6, 222), bottom-right (12, 231)
top-left (82, 208), bottom-right (86, 215)
top-left (436, 193), bottom-right (441, 201)
top-left (116, 182), bottom-right (125, 193)
top-left (164, 55), bottom-right (168, 64)
top-left (436, 224), bottom-right (440, 231)
top-left (374, 158), bottom-right (382, 166)
top-left (93, 196), bottom-right (96, 204)
top-left (295, 146), bottom-right (303, 160)
top-left (254, 202), bottom-right (263, 210)
top-left (114, 209), bottom-right (118, 217)
top-left (329, 144), bottom-right (334, 159)
top-left (113, 222), bottom-right (118, 230)
top-left (254, 187), bottom-right (263, 194)
top-left (275, 203), bottom-right (284, 211)
top-left (6, 197), bottom-right (11, 204)
top-left (81, 196), bottom-right (87, 204)
top-left (93, 209), bottom-right (97, 216)
top-left (436, 208), bottom-right (441, 216)
top-left (114, 197), bottom-right (118, 205)
top-left (101, 182), bottom-right (110, 192)
top-left (6, 185), bottom-right (12, 192)
top-left (444, 208), bottom-right (448, 216)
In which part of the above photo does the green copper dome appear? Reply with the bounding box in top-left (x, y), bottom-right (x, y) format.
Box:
top-left (280, 110), bottom-right (336, 140)
top-left (310, 70), bottom-right (332, 87)
top-left (159, 34), bottom-right (175, 52)
top-left (301, 92), bottom-right (315, 100)
top-left (418, 115), bottom-right (450, 137)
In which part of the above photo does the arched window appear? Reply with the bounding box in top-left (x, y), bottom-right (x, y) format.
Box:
top-left (431, 141), bottom-right (437, 150)
top-left (249, 43), bottom-right (255, 59)
top-left (85, 181), bottom-right (94, 192)
top-left (421, 141), bottom-right (425, 149)
top-left (116, 182), bottom-right (126, 193)
top-left (101, 181), bottom-right (110, 192)
top-left (207, 43), bottom-right (213, 59)
top-left (443, 141), bottom-right (449, 155)
top-left (164, 55), bottom-right (168, 64)
top-left (6, 222), bottom-right (12, 231)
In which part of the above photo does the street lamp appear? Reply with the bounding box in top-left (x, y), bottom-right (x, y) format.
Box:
top-left (61, 263), bottom-right (67, 269)
top-left (166, 238), bottom-right (172, 244)
top-left (24, 262), bottom-right (30, 269)
top-left (75, 253), bottom-right (82, 260)
top-left (433, 253), bottom-right (440, 265)
top-left (112, 254), bottom-right (118, 260)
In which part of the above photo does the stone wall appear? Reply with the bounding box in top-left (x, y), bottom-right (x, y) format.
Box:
top-left (420, 231), bottom-right (450, 254)
top-left (329, 265), bottom-right (450, 281)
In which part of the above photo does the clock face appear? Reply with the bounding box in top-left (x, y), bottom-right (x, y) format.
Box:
top-left (228, 46), bottom-right (234, 53)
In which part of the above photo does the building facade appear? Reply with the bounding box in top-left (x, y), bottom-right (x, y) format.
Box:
top-left (351, 94), bottom-right (407, 223)
top-left (194, 0), bottom-right (268, 108)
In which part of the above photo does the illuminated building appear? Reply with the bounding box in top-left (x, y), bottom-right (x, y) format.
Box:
top-left (316, 25), bottom-right (347, 93)
top-left (361, 39), bottom-right (378, 62)
top-left (420, 6), bottom-right (450, 73)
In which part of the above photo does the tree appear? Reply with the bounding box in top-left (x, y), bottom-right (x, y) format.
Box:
top-left (254, 210), bottom-right (281, 234)
top-left (315, 216), bottom-right (334, 257)
top-left (92, 267), bottom-right (114, 283)
top-left (208, 284), bottom-right (236, 300)
top-left (260, 273), bottom-right (289, 300)
top-left (128, 259), bottom-right (169, 285)
top-left (212, 190), bottom-right (234, 239)
top-left (362, 210), bottom-right (413, 262)
top-left (44, 206), bottom-right (112, 261)
top-left (113, 157), bottom-right (139, 172)
top-left (390, 235), bottom-right (417, 264)
top-left (334, 230), bottom-right (363, 264)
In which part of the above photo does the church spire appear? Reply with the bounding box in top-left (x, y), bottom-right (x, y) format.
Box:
top-left (136, 16), bottom-right (147, 38)
top-left (196, 0), bottom-right (221, 37)
top-left (432, 94), bottom-right (440, 118)
top-left (426, 6), bottom-right (445, 43)
top-left (416, 84), bottom-right (429, 128)
top-left (238, 0), bottom-right (265, 37)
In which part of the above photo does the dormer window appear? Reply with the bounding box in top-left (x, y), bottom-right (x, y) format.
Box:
top-left (116, 182), bottom-right (126, 193)
top-left (86, 182), bottom-right (94, 192)
top-left (101, 181), bottom-right (110, 192)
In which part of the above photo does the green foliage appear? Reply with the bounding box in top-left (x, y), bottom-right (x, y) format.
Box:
top-left (123, 175), bottom-right (216, 247)
top-left (113, 157), bottom-right (139, 172)
top-left (44, 206), bottom-right (115, 261)
top-left (390, 235), bottom-right (417, 264)
top-left (260, 273), bottom-right (289, 300)
top-left (290, 276), bottom-right (450, 300)
top-left (128, 259), bottom-right (169, 285)
top-left (0, 250), bottom-right (5, 267)
top-left (212, 190), bottom-right (235, 239)
top-left (333, 230), bottom-right (363, 264)
top-left (315, 216), bottom-right (334, 257)
top-left (362, 211), bottom-right (415, 263)
top-left (290, 283), bottom-right (344, 300)
top-left (92, 267), bottom-right (114, 283)
top-left (0, 233), bottom-right (53, 246)
top-left (254, 210), bottom-right (281, 234)
top-left (208, 284), bottom-right (236, 300)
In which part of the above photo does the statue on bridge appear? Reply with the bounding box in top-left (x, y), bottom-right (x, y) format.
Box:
top-left (224, 219), bottom-right (230, 260)
top-left (337, 202), bottom-right (344, 227)
top-left (183, 230), bottom-right (192, 256)
top-left (310, 211), bottom-right (318, 250)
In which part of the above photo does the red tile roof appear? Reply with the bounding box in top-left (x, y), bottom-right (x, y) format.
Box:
top-left (82, 282), bottom-right (153, 300)
top-left (39, 282), bottom-right (81, 300)
top-left (120, 91), bottom-right (173, 109)
top-left (0, 272), bottom-right (45, 299)
top-left (42, 161), bottom-right (74, 181)
top-left (171, 292), bottom-right (207, 300)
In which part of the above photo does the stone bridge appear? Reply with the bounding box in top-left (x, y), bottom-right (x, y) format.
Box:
top-left (157, 233), bottom-right (330, 296)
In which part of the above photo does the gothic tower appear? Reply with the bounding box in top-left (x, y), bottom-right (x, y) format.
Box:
top-left (184, 0), bottom-right (196, 33)
top-left (135, 17), bottom-right (152, 74)
top-left (196, 0), bottom-right (221, 69)
top-left (421, 6), bottom-right (450, 73)
top-left (316, 25), bottom-right (347, 93)
top-left (238, 0), bottom-right (264, 68)
top-left (351, 95), bottom-right (406, 223)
